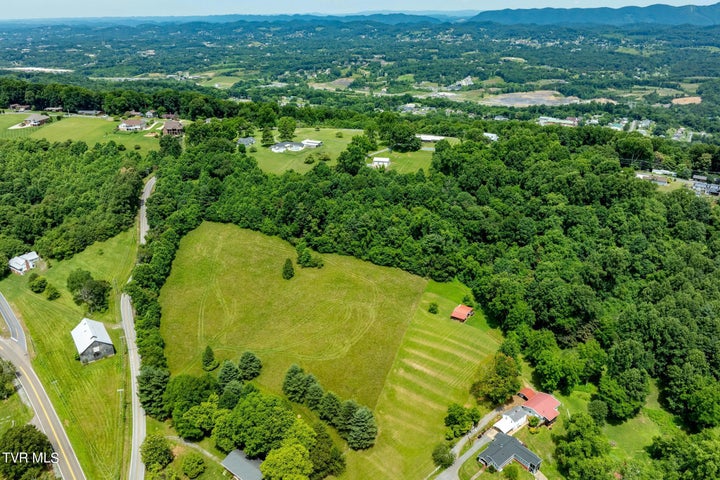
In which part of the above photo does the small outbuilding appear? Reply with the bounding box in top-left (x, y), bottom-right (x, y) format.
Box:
top-left (8, 252), bottom-right (40, 275)
top-left (221, 450), bottom-right (262, 480)
top-left (450, 304), bottom-right (474, 322)
top-left (71, 318), bottom-right (115, 364)
top-left (370, 157), bottom-right (391, 169)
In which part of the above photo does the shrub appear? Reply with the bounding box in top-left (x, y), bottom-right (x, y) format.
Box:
top-left (432, 443), bottom-right (455, 468)
top-left (181, 453), bottom-right (206, 479)
top-left (45, 284), bottom-right (60, 300)
top-left (29, 277), bottom-right (47, 294)
top-left (428, 302), bottom-right (439, 314)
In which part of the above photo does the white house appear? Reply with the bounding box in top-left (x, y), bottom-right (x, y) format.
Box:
top-left (118, 118), bottom-right (146, 132)
top-left (371, 157), bottom-right (391, 169)
top-left (493, 406), bottom-right (528, 434)
top-left (8, 252), bottom-right (40, 275)
top-left (483, 132), bottom-right (499, 142)
top-left (417, 134), bottom-right (446, 142)
top-left (301, 139), bottom-right (323, 148)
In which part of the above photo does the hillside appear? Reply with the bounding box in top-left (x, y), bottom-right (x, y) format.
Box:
top-left (470, 2), bottom-right (720, 25)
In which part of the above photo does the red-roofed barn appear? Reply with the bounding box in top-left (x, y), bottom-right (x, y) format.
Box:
top-left (450, 304), bottom-right (474, 322)
top-left (518, 387), bottom-right (537, 402)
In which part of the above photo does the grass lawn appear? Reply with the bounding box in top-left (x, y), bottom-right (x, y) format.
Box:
top-left (159, 222), bottom-right (426, 408)
top-left (382, 149), bottom-right (434, 174)
top-left (0, 113), bottom-right (161, 154)
top-left (459, 456), bottom-right (482, 480)
top-left (0, 229), bottom-right (138, 480)
top-left (167, 440), bottom-right (227, 479)
top-left (343, 280), bottom-right (502, 480)
top-left (249, 128), bottom-right (362, 174)
top-left (0, 394), bottom-right (33, 436)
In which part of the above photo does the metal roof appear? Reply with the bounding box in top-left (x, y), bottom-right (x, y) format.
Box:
top-left (221, 450), bottom-right (262, 480)
top-left (71, 318), bottom-right (114, 354)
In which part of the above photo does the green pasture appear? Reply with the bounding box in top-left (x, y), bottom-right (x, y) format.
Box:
top-left (344, 280), bottom-right (502, 480)
top-left (0, 114), bottom-right (161, 153)
top-left (0, 394), bottom-right (32, 436)
top-left (380, 148), bottom-right (434, 174)
top-left (0, 229), bottom-right (138, 480)
top-left (248, 127), bottom-right (362, 174)
top-left (159, 222), bottom-right (426, 408)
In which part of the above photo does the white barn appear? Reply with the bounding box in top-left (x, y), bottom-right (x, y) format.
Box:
top-left (8, 252), bottom-right (40, 275)
top-left (71, 318), bottom-right (115, 364)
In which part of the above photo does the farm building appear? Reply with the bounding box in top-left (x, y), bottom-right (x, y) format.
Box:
top-left (8, 252), bottom-right (40, 275)
top-left (370, 157), bottom-right (391, 169)
top-left (23, 114), bottom-right (50, 127)
top-left (221, 450), bottom-right (262, 480)
top-left (71, 318), bottom-right (115, 364)
top-left (271, 142), bottom-right (305, 153)
top-left (162, 120), bottom-right (184, 136)
top-left (478, 432), bottom-right (542, 473)
top-left (416, 134), bottom-right (446, 142)
top-left (450, 304), bottom-right (474, 322)
top-left (118, 118), bottom-right (146, 132)
top-left (301, 139), bottom-right (323, 148)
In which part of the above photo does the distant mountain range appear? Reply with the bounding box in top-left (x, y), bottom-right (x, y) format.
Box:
top-left (2, 3), bottom-right (719, 27)
top-left (468, 2), bottom-right (720, 26)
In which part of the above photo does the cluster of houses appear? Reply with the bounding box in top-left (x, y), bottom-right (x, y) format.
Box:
top-left (478, 387), bottom-right (561, 474)
top-left (691, 174), bottom-right (720, 196)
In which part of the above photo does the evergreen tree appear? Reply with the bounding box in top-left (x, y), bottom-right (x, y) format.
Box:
top-left (202, 345), bottom-right (218, 371)
top-left (348, 406), bottom-right (377, 450)
top-left (305, 382), bottom-right (325, 411)
top-left (319, 391), bottom-right (342, 426)
top-left (261, 126), bottom-right (275, 146)
top-left (217, 360), bottom-right (240, 390)
top-left (219, 380), bottom-right (244, 410)
top-left (337, 399), bottom-right (359, 438)
top-left (238, 351), bottom-right (262, 381)
top-left (282, 258), bottom-right (295, 280)
top-left (282, 364), bottom-right (308, 403)
top-left (309, 422), bottom-right (346, 480)
top-left (137, 365), bottom-right (170, 420)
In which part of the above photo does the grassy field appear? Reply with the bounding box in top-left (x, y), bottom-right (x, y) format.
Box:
top-left (381, 148), bottom-right (434, 174)
top-left (248, 128), bottom-right (361, 174)
top-left (0, 114), bottom-right (161, 154)
top-left (0, 394), bottom-right (33, 436)
top-left (0, 228), bottom-right (138, 480)
top-left (343, 280), bottom-right (503, 479)
top-left (159, 222), bottom-right (427, 407)
top-left (159, 223), bottom-right (504, 479)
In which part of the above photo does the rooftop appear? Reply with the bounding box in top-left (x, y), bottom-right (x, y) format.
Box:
top-left (71, 318), bottom-right (114, 354)
top-left (221, 450), bottom-right (262, 480)
top-left (523, 391), bottom-right (560, 422)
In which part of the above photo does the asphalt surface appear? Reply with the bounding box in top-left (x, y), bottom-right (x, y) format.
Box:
top-left (0, 305), bottom-right (86, 480)
top-left (123, 175), bottom-right (155, 480)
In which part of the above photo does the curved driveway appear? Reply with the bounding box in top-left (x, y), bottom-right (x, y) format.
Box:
top-left (0, 293), bottom-right (86, 480)
top-left (122, 175), bottom-right (156, 480)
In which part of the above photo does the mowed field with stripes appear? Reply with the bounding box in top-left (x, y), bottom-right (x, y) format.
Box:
top-left (159, 222), bottom-right (502, 479)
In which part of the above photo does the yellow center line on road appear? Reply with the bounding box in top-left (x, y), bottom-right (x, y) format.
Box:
top-left (0, 343), bottom-right (78, 480)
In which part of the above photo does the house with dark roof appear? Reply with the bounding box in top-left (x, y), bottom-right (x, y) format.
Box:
top-left (119, 118), bottom-right (146, 132)
top-left (71, 318), bottom-right (115, 364)
top-left (162, 120), bottom-right (184, 136)
top-left (23, 114), bottom-right (50, 127)
top-left (520, 388), bottom-right (561, 425)
top-left (221, 450), bottom-right (262, 480)
top-left (478, 432), bottom-right (542, 473)
top-left (237, 137), bottom-right (256, 147)
top-left (450, 304), bottom-right (474, 322)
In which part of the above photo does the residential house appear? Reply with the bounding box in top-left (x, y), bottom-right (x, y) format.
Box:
top-left (162, 120), bottom-right (184, 136)
top-left (417, 134), bottom-right (446, 142)
top-left (77, 110), bottom-right (103, 116)
top-left (8, 252), bottom-right (40, 275)
top-left (520, 388), bottom-right (561, 425)
top-left (270, 142), bottom-right (305, 153)
top-left (483, 132), bottom-right (499, 142)
top-left (22, 114), bottom-right (50, 127)
top-left (301, 139), bottom-right (323, 148)
top-left (493, 406), bottom-right (528, 434)
top-left (450, 304), bottom-right (474, 322)
top-left (71, 318), bottom-right (115, 364)
top-left (237, 137), bottom-right (256, 147)
top-left (45, 107), bottom-right (63, 112)
top-left (478, 432), bottom-right (542, 474)
top-left (370, 157), bottom-right (391, 169)
top-left (9, 104), bottom-right (30, 112)
top-left (119, 118), bottom-right (146, 132)
top-left (220, 450), bottom-right (262, 480)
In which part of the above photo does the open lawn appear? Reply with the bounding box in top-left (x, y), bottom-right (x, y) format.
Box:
top-left (381, 148), bottom-right (434, 174)
top-left (343, 280), bottom-right (502, 479)
top-left (159, 222), bottom-right (426, 407)
top-left (0, 114), bottom-right (161, 154)
top-left (249, 128), bottom-right (361, 174)
top-left (0, 229), bottom-right (138, 480)
top-left (159, 223), bottom-right (503, 479)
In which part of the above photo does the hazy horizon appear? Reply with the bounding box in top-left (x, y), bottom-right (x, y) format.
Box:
top-left (1, 0), bottom-right (717, 21)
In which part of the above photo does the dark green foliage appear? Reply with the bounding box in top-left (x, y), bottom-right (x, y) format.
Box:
top-left (219, 380), bottom-right (245, 410)
top-left (305, 382), bottom-right (325, 410)
top-left (172, 406), bottom-right (203, 441)
top-left (587, 400), bottom-right (608, 426)
top-left (649, 430), bottom-right (720, 480)
top-left (0, 425), bottom-right (54, 480)
top-left (444, 403), bottom-right (481, 440)
top-left (45, 284), bottom-right (60, 300)
top-left (282, 258), bottom-right (295, 280)
top-left (432, 443), bottom-right (455, 469)
top-left (159, 135), bottom-right (183, 158)
top-left (137, 365), bottom-right (170, 420)
top-left (237, 351), bottom-right (262, 381)
top-left (141, 434), bottom-right (174, 470)
top-left (202, 345), bottom-right (218, 371)
top-left (503, 464), bottom-right (520, 480)
top-left (319, 391), bottom-right (342, 426)
top-left (67, 269), bottom-right (111, 312)
top-left (217, 360), bottom-right (240, 390)
top-left (337, 400), bottom-right (359, 438)
top-left (261, 126), bottom-right (275, 146)
top-left (282, 364), bottom-right (308, 403)
top-left (597, 369), bottom-right (649, 421)
top-left (0, 359), bottom-right (17, 400)
top-left (181, 453), bottom-right (206, 479)
top-left (28, 276), bottom-right (47, 293)
top-left (309, 422), bottom-right (346, 480)
top-left (555, 413), bottom-right (612, 480)
top-left (347, 406), bottom-right (378, 450)
top-left (428, 302), bottom-right (439, 314)
top-left (67, 269), bottom-right (92, 293)
top-left (163, 373), bottom-right (218, 414)
top-left (296, 242), bottom-right (323, 269)
top-left (471, 353), bottom-right (521, 405)
top-left (277, 116), bottom-right (296, 141)
top-left (231, 391), bottom-right (296, 457)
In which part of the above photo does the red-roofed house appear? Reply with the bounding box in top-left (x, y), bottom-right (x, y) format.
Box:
top-left (522, 391), bottom-right (561, 425)
top-left (518, 387), bottom-right (537, 401)
top-left (450, 304), bottom-right (475, 322)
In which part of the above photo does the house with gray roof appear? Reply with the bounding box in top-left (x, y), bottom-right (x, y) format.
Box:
top-left (478, 432), bottom-right (542, 473)
top-left (71, 318), bottom-right (115, 364)
top-left (8, 251), bottom-right (40, 275)
top-left (221, 450), bottom-right (262, 480)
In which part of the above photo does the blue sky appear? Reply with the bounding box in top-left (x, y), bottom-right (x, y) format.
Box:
top-left (1, 0), bottom-right (717, 20)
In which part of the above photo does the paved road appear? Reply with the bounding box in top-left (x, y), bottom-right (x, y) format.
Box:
top-left (122, 175), bottom-right (155, 480)
top-left (0, 292), bottom-right (26, 351)
top-left (0, 339), bottom-right (86, 480)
